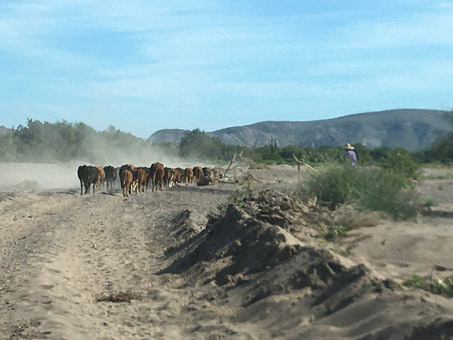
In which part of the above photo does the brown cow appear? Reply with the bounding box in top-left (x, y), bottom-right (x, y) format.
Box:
top-left (184, 167), bottom-right (194, 184)
top-left (150, 162), bottom-right (165, 191)
top-left (120, 164), bottom-right (136, 192)
top-left (172, 168), bottom-right (182, 185)
top-left (163, 167), bottom-right (174, 188)
top-left (95, 166), bottom-right (105, 190)
top-left (192, 166), bottom-right (203, 183)
top-left (135, 168), bottom-right (147, 193)
top-left (120, 169), bottom-right (133, 197)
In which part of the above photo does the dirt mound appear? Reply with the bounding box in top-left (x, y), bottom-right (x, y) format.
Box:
top-left (163, 190), bottom-right (391, 293)
top-left (163, 209), bottom-right (204, 255)
top-left (162, 190), bottom-right (328, 278)
top-left (162, 189), bottom-right (453, 339)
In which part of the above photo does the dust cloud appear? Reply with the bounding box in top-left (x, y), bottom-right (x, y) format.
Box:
top-left (0, 143), bottom-right (220, 192)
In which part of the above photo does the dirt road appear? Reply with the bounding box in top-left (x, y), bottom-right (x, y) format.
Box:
top-left (0, 185), bottom-right (236, 339)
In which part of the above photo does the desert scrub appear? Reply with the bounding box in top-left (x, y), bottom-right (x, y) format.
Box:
top-left (403, 275), bottom-right (453, 298)
top-left (423, 196), bottom-right (437, 208)
top-left (299, 165), bottom-right (419, 219)
top-left (323, 225), bottom-right (351, 241)
top-left (381, 147), bottom-right (419, 183)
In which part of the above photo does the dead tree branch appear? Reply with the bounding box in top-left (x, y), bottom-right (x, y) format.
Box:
top-left (223, 150), bottom-right (243, 177)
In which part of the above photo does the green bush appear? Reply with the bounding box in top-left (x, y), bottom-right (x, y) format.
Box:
top-left (369, 146), bottom-right (392, 162)
top-left (324, 225), bottom-right (351, 241)
top-left (300, 165), bottom-right (419, 219)
top-left (301, 145), bottom-right (343, 164)
top-left (403, 274), bottom-right (453, 298)
top-left (422, 132), bottom-right (453, 164)
top-left (381, 147), bottom-right (419, 182)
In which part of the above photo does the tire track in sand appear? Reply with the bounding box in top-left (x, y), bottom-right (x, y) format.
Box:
top-left (1, 186), bottom-right (229, 340)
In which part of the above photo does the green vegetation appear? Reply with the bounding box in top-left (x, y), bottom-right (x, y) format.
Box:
top-left (413, 112), bottom-right (453, 165)
top-left (3, 118), bottom-right (444, 169)
top-left (178, 128), bottom-right (243, 162)
top-left (415, 132), bottom-right (453, 165)
top-left (423, 196), bottom-right (437, 208)
top-left (324, 225), bottom-right (351, 241)
top-left (403, 274), bottom-right (453, 298)
top-left (300, 165), bottom-right (419, 219)
top-left (0, 119), bottom-right (153, 164)
top-left (381, 147), bottom-right (419, 182)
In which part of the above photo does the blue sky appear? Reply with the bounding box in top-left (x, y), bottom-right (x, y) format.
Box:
top-left (0, 1), bottom-right (452, 138)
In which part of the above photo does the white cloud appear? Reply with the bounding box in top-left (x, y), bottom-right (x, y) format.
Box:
top-left (439, 1), bottom-right (453, 8)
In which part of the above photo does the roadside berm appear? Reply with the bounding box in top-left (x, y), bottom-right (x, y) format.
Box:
top-left (162, 190), bottom-right (453, 339)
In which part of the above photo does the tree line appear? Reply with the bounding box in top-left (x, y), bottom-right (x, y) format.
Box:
top-left (0, 119), bottom-right (150, 163)
top-left (0, 119), bottom-right (451, 167)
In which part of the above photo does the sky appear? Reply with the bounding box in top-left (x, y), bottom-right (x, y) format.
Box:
top-left (0, 0), bottom-right (452, 139)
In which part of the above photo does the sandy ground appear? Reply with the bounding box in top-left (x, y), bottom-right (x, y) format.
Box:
top-left (0, 163), bottom-right (452, 339)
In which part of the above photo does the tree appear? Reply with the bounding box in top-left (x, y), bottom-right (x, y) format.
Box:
top-left (179, 129), bottom-right (223, 160)
top-left (0, 133), bottom-right (16, 161)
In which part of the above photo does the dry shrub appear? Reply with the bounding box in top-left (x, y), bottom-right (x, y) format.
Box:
top-left (96, 291), bottom-right (142, 303)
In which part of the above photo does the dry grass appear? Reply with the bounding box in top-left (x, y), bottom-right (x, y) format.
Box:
top-left (96, 291), bottom-right (142, 303)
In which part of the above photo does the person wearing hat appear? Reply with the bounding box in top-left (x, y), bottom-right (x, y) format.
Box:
top-left (343, 143), bottom-right (357, 167)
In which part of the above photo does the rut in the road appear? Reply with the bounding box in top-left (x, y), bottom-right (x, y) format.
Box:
top-left (0, 186), bottom-right (231, 340)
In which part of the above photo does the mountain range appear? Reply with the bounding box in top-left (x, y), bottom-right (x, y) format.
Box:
top-left (148, 109), bottom-right (453, 150)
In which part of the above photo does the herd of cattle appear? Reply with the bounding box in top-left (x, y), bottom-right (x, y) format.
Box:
top-left (77, 163), bottom-right (221, 197)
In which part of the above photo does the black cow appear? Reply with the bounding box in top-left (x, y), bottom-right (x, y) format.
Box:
top-left (103, 165), bottom-right (117, 191)
top-left (163, 167), bottom-right (174, 188)
top-left (119, 164), bottom-right (135, 176)
top-left (77, 165), bottom-right (99, 195)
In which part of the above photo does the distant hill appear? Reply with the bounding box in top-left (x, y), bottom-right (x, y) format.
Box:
top-left (0, 126), bottom-right (11, 135)
top-left (148, 109), bottom-right (453, 151)
top-left (147, 129), bottom-right (187, 144)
